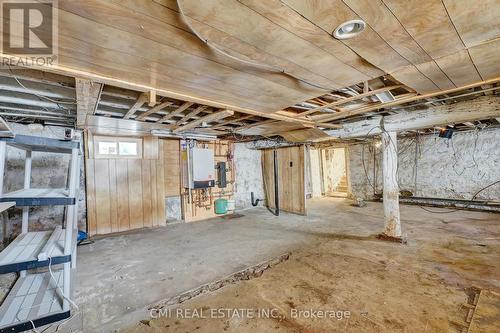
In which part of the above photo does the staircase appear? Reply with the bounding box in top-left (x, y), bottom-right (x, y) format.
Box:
top-left (327, 173), bottom-right (348, 198)
top-left (336, 174), bottom-right (348, 193)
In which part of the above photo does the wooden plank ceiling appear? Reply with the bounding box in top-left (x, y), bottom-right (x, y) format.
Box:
top-left (1, 0), bottom-right (499, 137)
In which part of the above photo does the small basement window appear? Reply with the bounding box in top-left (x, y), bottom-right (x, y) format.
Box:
top-left (94, 136), bottom-right (143, 159)
top-left (118, 141), bottom-right (138, 156)
top-left (98, 141), bottom-right (118, 155)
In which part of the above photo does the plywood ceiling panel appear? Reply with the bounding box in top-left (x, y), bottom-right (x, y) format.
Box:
top-left (381, 0), bottom-right (464, 59)
top-left (389, 66), bottom-right (439, 94)
top-left (282, 0), bottom-right (411, 73)
top-left (442, 0), bottom-right (500, 48)
top-left (434, 50), bottom-right (483, 87)
top-left (178, 0), bottom-right (367, 87)
top-left (342, 0), bottom-right (431, 65)
top-left (54, 0), bottom-right (325, 113)
top-left (116, 0), bottom-right (340, 90)
top-left (414, 61), bottom-right (455, 90)
top-left (468, 39), bottom-right (500, 80)
top-left (236, 0), bottom-right (379, 81)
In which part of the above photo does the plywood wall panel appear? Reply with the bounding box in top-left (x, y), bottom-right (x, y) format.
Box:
top-left (85, 158), bottom-right (97, 236)
top-left (150, 162), bottom-right (159, 227)
top-left (108, 159), bottom-right (119, 232)
top-left (127, 159), bottom-right (144, 230)
top-left (141, 159), bottom-right (153, 228)
top-left (262, 146), bottom-right (306, 215)
top-left (85, 141), bottom-right (169, 236)
top-left (115, 160), bottom-right (130, 232)
top-left (94, 159), bottom-right (111, 235)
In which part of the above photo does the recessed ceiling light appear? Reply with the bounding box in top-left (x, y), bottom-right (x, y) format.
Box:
top-left (333, 20), bottom-right (366, 39)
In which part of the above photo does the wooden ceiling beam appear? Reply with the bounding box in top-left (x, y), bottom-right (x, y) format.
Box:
top-left (156, 102), bottom-right (194, 123)
top-left (75, 78), bottom-right (103, 127)
top-left (123, 92), bottom-right (148, 119)
top-left (136, 100), bottom-right (173, 121)
top-left (173, 110), bottom-right (234, 133)
top-left (314, 77), bottom-right (500, 123)
top-left (323, 95), bottom-right (499, 139)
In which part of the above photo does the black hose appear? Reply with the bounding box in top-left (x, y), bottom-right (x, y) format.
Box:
top-left (251, 192), bottom-right (262, 206)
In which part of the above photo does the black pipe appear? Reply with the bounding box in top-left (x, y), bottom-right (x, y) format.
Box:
top-left (273, 149), bottom-right (280, 216)
top-left (251, 192), bottom-right (262, 206)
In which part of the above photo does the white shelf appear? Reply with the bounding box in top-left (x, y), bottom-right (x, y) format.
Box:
top-left (0, 201), bottom-right (15, 213)
top-left (0, 188), bottom-right (76, 206)
top-left (0, 228), bottom-right (76, 274)
top-left (0, 271), bottom-right (70, 332)
top-left (0, 135), bottom-right (79, 154)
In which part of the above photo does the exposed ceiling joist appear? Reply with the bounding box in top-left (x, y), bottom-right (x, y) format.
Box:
top-left (157, 102), bottom-right (194, 123)
top-left (123, 92), bottom-right (149, 119)
top-left (136, 101), bottom-right (173, 121)
top-left (173, 109), bottom-right (234, 133)
top-left (316, 77), bottom-right (500, 124)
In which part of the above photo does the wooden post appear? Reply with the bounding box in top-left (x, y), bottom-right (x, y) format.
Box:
top-left (381, 131), bottom-right (401, 238)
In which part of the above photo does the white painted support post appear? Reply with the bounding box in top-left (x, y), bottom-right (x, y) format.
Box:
top-left (381, 131), bottom-right (401, 238)
top-left (22, 150), bottom-right (32, 234)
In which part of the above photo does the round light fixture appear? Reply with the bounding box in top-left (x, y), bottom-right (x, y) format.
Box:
top-left (333, 20), bottom-right (366, 39)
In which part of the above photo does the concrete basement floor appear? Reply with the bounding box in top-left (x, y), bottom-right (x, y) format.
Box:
top-left (74, 198), bottom-right (499, 332)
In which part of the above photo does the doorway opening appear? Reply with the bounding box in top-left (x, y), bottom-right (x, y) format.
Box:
top-left (321, 147), bottom-right (348, 197)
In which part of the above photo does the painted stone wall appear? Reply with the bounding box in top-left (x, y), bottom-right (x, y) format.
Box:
top-left (348, 128), bottom-right (500, 201)
top-left (233, 142), bottom-right (265, 210)
top-left (309, 147), bottom-right (323, 198)
top-left (322, 148), bottom-right (346, 194)
top-left (1, 123), bottom-right (86, 246)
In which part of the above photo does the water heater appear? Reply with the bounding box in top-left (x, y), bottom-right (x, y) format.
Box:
top-left (183, 147), bottom-right (215, 189)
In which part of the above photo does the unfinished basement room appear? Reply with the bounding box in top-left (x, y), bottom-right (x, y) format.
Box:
top-left (0, 1), bottom-right (499, 332)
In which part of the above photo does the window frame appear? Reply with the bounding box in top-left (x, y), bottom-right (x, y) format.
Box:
top-left (93, 136), bottom-right (143, 159)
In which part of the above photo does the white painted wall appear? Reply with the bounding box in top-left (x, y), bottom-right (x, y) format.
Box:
top-left (322, 148), bottom-right (346, 194)
top-left (348, 128), bottom-right (500, 201)
top-left (233, 143), bottom-right (265, 210)
top-left (309, 147), bottom-right (323, 198)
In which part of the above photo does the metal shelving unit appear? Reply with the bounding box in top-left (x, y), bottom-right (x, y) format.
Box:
top-left (0, 134), bottom-right (80, 333)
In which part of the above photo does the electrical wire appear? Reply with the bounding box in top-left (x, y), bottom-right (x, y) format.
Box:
top-left (175, 0), bottom-right (334, 92)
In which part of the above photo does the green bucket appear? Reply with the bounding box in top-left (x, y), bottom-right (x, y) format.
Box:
top-left (214, 198), bottom-right (228, 214)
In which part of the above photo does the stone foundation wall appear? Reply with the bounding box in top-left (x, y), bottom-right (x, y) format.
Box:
top-left (348, 128), bottom-right (500, 201)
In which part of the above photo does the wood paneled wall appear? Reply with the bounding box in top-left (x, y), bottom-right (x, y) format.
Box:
top-left (85, 132), bottom-right (174, 236)
top-left (262, 146), bottom-right (306, 215)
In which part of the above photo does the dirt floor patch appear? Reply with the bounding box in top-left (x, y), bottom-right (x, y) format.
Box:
top-left (124, 219), bottom-right (499, 333)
